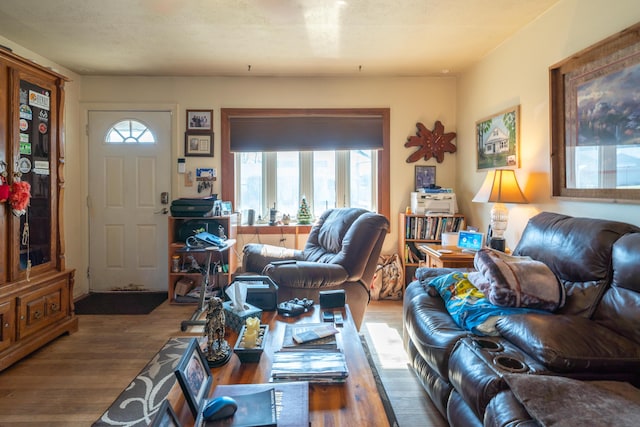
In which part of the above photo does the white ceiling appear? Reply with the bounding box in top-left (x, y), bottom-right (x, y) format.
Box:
top-left (0, 0), bottom-right (560, 77)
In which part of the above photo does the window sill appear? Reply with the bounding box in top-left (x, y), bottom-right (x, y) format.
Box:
top-left (238, 224), bottom-right (313, 235)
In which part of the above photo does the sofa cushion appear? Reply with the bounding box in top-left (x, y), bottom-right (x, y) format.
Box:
top-left (513, 212), bottom-right (640, 317)
top-left (594, 233), bottom-right (640, 344)
top-left (503, 375), bottom-right (640, 427)
top-left (496, 313), bottom-right (640, 373)
top-left (403, 280), bottom-right (468, 381)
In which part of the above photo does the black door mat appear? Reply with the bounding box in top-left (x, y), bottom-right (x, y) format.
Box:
top-left (74, 291), bottom-right (168, 315)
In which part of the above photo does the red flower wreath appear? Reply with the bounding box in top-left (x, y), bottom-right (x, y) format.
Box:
top-left (9, 180), bottom-right (31, 216)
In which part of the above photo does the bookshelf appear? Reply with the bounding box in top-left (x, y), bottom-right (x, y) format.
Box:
top-left (398, 213), bottom-right (466, 285)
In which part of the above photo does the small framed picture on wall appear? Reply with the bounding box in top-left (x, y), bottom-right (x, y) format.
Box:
top-left (415, 165), bottom-right (436, 190)
top-left (186, 109), bottom-right (213, 131)
top-left (185, 132), bottom-right (214, 157)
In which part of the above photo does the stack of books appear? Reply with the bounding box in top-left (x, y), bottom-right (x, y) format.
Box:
top-left (271, 323), bottom-right (348, 384)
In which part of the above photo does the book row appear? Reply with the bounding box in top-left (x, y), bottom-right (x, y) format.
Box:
top-left (405, 215), bottom-right (465, 241)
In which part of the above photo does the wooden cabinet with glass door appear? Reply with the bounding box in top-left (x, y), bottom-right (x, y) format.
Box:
top-left (0, 48), bottom-right (77, 372)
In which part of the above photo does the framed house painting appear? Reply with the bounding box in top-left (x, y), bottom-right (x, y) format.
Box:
top-left (476, 105), bottom-right (520, 170)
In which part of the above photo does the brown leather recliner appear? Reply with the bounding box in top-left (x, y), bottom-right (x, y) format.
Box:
top-left (242, 208), bottom-right (389, 330)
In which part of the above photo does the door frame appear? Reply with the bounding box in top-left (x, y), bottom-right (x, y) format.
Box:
top-left (79, 103), bottom-right (179, 295)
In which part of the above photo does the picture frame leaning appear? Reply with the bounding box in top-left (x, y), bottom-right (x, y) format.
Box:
top-left (150, 400), bottom-right (182, 427)
top-left (414, 165), bottom-right (436, 190)
top-left (174, 338), bottom-right (212, 417)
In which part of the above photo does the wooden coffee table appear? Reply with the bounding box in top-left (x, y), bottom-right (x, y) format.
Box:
top-left (169, 304), bottom-right (390, 426)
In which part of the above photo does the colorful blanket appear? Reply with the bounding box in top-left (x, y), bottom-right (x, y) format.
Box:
top-left (428, 272), bottom-right (549, 335)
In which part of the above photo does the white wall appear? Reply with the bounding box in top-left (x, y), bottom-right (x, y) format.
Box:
top-left (457, 0), bottom-right (640, 250)
top-left (78, 76), bottom-right (457, 293)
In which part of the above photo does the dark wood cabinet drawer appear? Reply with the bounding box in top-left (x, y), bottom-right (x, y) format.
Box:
top-left (17, 278), bottom-right (69, 339)
top-left (0, 299), bottom-right (15, 352)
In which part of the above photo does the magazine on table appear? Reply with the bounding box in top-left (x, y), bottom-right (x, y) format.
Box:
top-left (271, 350), bottom-right (348, 384)
top-left (281, 323), bottom-right (339, 351)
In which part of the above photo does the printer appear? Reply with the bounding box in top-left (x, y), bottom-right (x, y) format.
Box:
top-left (170, 197), bottom-right (217, 217)
top-left (410, 192), bottom-right (458, 215)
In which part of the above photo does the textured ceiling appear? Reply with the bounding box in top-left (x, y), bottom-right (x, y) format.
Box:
top-left (0, 0), bottom-right (560, 77)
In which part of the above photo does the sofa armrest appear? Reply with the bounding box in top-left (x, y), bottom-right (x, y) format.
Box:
top-left (496, 314), bottom-right (640, 373)
top-left (242, 243), bottom-right (304, 274)
top-left (263, 261), bottom-right (349, 289)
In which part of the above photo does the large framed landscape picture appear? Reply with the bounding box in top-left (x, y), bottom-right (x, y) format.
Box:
top-left (476, 105), bottom-right (520, 170)
top-left (550, 22), bottom-right (640, 201)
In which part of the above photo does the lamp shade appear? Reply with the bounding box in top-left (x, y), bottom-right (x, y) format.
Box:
top-left (472, 169), bottom-right (527, 204)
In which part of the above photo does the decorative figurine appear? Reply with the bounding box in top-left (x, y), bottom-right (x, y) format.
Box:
top-left (203, 297), bottom-right (231, 367)
top-left (243, 317), bottom-right (260, 347)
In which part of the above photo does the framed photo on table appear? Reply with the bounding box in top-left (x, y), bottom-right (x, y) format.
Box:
top-left (174, 338), bottom-right (212, 417)
top-left (187, 109), bottom-right (213, 131)
top-left (150, 400), bottom-right (182, 427)
top-left (185, 132), bottom-right (214, 157)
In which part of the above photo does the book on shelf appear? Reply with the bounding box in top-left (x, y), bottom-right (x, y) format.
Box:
top-left (271, 350), bottom-right (349, 384)
top-left (203, 382), bottom-right (309, 427)
top-left (405, 214), bottom-right (465, 240)
top-left (404, 243), bottom-right (423, 264)
top-left (280, 323), bottom-right (339, 350)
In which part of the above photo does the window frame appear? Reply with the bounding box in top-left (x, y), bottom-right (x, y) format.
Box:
top-left (221, 108), bottom-right (390, 222)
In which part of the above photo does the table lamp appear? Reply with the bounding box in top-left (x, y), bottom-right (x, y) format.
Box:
top-left (472, 169), bottom-right (527, 251)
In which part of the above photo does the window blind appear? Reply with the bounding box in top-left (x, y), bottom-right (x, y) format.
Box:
top-left (229, 116), bottom-right (384, 152)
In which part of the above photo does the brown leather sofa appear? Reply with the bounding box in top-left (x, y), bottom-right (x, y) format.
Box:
top-left (403, 212), bottom-right (640, 426)
top-left (242, 207), bottom-right (389, 330)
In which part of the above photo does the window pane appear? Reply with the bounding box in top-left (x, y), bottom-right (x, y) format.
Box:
top-left (313, 151), bottom-right (335, 216)
top-left (106, 119), bottom-right (155, 144)
top-left (617, 145), bottom-right (640, 188)
top-left (276, 152), bottom-right (299, 217)
top-left (350, 150), bottom-right (373, 210)
top-left (239, 152), bottom-right (263, 216)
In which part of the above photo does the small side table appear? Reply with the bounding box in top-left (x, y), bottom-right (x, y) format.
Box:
top-left (417, 244), bottom-right (476, 269)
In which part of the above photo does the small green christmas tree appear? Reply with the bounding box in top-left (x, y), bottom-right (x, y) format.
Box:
top-left (297, 197), bottom-right (312, 224)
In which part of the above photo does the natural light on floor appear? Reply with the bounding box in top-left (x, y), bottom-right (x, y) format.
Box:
top-left (364, 322), bottom-right (410, 370)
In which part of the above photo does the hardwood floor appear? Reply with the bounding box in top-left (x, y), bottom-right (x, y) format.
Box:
top-left (0, 299), bottom-right (446, 427)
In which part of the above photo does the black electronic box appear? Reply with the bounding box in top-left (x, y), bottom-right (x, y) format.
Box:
top-left (170, 197), bottom-right (217, 217)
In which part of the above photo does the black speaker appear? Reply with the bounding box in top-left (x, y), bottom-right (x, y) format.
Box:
top-left (319, 289), bottom-right (346, 308)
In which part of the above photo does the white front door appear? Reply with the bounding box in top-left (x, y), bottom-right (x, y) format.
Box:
top-left (88, 110), bottom-right (171, 291)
